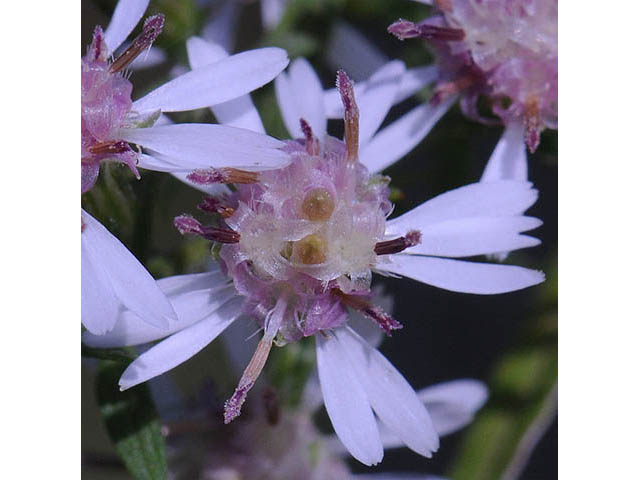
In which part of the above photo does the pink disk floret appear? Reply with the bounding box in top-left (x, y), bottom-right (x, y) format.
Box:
top-left (391, 0), bottom-right (557, 151)
top-left (81, 26), bottom-right (137, 192)
top-left (218, 135), bottom-right (393, 342)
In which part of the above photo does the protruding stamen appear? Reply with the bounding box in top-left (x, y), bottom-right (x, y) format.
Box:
top-left (300, 118), bottom-right (320, 155)
top-left (374, 230), bottom-right (421, 255)
top-left (174, 215), bottom-right (240, 243)
top-left (224, 298), bottom-right (287, 424)
top-left (109, 14), bottom-right (165, 73)
top-left (336, 70), bottom-right (359, 163)
top-left (301, 188), bottom-right (334, 221)
top-left (88, 140), bottom-right (131, 156)
top-left (388, 19), bottom-right (465, 42)
top-left (293, 234), bottom-right (328, 265)
top-left (187, 167), bottom-right (259, 185)
top-left (333, 290), bottom-right (403, 336)
top-left (524, 98), bottom-right (542, 153)
top-left (198, 197), bottom-right (235, 218)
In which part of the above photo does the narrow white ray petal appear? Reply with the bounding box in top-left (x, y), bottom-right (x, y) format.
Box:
top-left (481, 122), bottom-right (528, 182)
top-left (133, 48), bottom-right (289, 113)
top-left (385, 181), bottom-right (539, 233)
top-left (390, 216), bottom-right (542, 258)
top-left (379, 255), bottom-right (545, 294)
top-left (81, 209), bottom-right (176, 328)
top-left (394, 65), bottom-right (439, 105)
top-left (361, 96), bottom-right (457, 173)
top-left (336, 328), bottom-right (439, 458)
top-left (316, 333), bottom-right (383, 466)
top-left (201, 0), bottom-right (240, 52)
top-left (261, 0), bottom-right (287, 30)
top-left (81, 243), bottom-right (120, 335)
top-left (82, 271), bottom-right (234, 347)
top-left (324, 65), bottom-right (439, 118)
top-left (119, 296), bottom-right (244, 390)
top-left (120, 124), bottom-right (290, 170)
top-left (103, 0), bottom-right (149, 53)
top-left (186, 36), bottom-right (265, 133)
top-left (358, 61), bottom-right (406, 147)
top-left (275, 59), bottom-right (327, 139)
top-left (419, 379), bottom-right (489, 436)
top-left (128, 46), bottom-right (166, 70)
top-left (325, 22), bottom-right (389, 82)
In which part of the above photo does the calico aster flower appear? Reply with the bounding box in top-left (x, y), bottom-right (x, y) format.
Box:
top-left (388, 0), bottom-right (557, 155)
top-left (81, 0), bottom-right (290, 193)
top-left (84, 44), bottom-right (543, 464)
top-left (81, 0), bottom-right (290, 334)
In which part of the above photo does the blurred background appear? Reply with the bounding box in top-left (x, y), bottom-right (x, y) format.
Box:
top-left (82, 0), bottom-right (557, 478)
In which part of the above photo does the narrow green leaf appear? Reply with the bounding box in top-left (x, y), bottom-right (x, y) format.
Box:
top-left (96, 360), bottom-right (167, 480)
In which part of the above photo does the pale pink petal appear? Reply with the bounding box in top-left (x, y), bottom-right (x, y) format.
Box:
top-left (388, 216), bottom-right (542, 258)
top-left (81, 209), bottom-right (176, 330)
top-left (336, 328), bottom-right (439, 458)
top-left (360, 96), bottom-right (457, 173)
top-left (119, 124), bottom-right (290, 170)
top-left (275, 58), bottom-right (326, 138)
top-left (378, 255), bottom-right (545, 294)
top-left (83, 272), bottom-right (237, 348)
top-left (385, 181), bottom-right (539, 231)
top-left (119, 296), bottom-right (243, 390)
top-left (261, 0), bottom-right (287, 30)
top-left (103, 0), bottom-right (149, 53)
top-left (325, 22), bottom-right (389, 82)
top-left (357, 60), bottom-right (406, 147)
top-left (418, 379), bottom-right (488, 436)
top-left (81, 240), bottom-right (120, 335)
top-left (324, 65), bottom-right (438, 118)
top-left (316, 333), bottom-right (383, 466)
top-left (481, 122), bottom-right (528, 182)
top-left (186, 36), bottom-right (265, 133)
top-left (132, 47), bottom-right (289, 113)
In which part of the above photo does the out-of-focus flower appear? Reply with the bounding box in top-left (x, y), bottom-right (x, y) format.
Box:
top-left (81, 0), bottom-right (290, 193)
top-left (84, 41), bottom-right (542, 464)
top-left (81, 0), bottom-right (290, 334)
top-left (389, 0), bottom-right (557, 156)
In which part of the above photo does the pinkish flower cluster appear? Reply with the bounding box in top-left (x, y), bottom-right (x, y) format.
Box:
top-left (81, 15), bottom-right (164, 193)
top-left (389, 0), bottom-right (557, 152)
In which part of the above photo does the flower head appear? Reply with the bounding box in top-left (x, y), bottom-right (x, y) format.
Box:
top-left (84, 44), bottom-right (543, 465)
top-left (389, 0), bottom-right (557, 153)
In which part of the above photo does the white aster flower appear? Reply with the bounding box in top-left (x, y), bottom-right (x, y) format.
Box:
top-left (84, 39), bottom-right (542, 465)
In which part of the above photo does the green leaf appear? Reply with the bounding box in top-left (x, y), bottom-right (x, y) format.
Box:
top-left (96, 360), bottom-right (167, 480)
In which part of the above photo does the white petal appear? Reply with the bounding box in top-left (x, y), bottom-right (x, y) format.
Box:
top-left (324, 65), bottom-right (439, 118)
top-left (104, 0), bottom-right (149, 53)
top-left (128, 46), bottom-right (166, 70)
top-left (201, 0), bottom-right (239, 52)
top-left (481, 122), bottom-right (528, 182)
top-left (261, 0), bottom-right (287, 30)
top-left (419, 379), bottom-right (488, 436)
top-left (81, 241), bottom-right (120, 335)
top-left (186, 36), bottom-right (265, 133)
top-left (336, 328), bottom-right (439, 458)
top-left (357, 60), bottom-right (406, 147)
top-left (385, 181), bottom-right (539, 233)
top-left (316, 333), bottom-right (383, 466)
top-left (133, 47), bottom-right (289, 113)
top-left (120, 124), bottom-right (290, 170)
top-left (275, 58), bottom-right (326, 139)
top-left (325, 22), bottom-right (389, 82)
top-left (390, 216), bottom-right (542, 258)
top-left (81, 209), bottom-right (176, 329)
top-left (379, 255), bottom-right (545, 294)
top-left (119, 296), bottom-right (243, 390)
top-left (361, 96), bottom-right (457, 173)
top-left (83, 272), bottom-right (236, 347)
